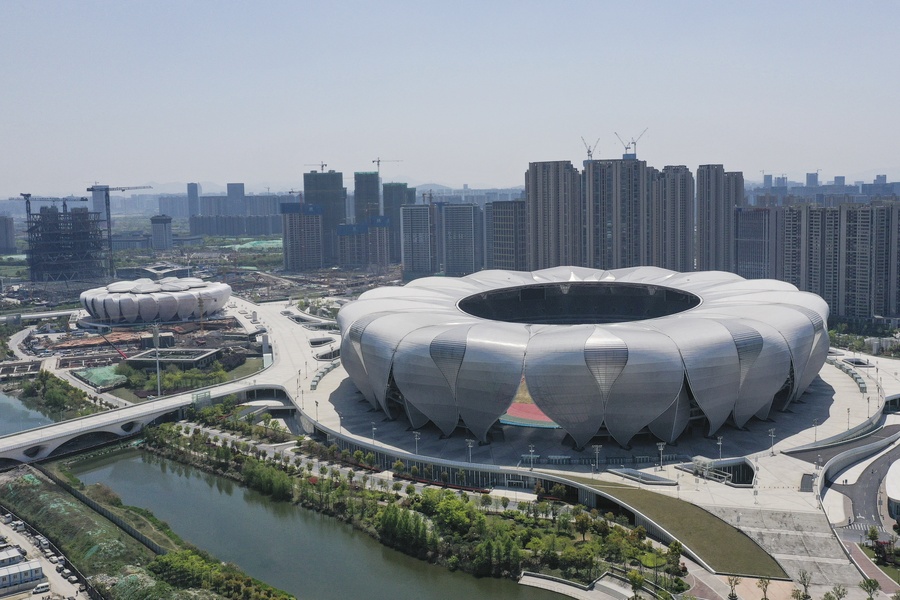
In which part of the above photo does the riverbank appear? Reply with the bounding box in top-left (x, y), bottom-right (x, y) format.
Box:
top-left (133, 421), bottom-right (692, 597)
top-left (0, 462), bottom-right (296, 600)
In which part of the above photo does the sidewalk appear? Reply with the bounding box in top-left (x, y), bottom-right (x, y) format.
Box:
top-left (843, 541), bottom-right (900, 594)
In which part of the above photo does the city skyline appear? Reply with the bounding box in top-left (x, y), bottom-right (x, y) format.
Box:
top-left (2, 1), bottom-right (899, 199)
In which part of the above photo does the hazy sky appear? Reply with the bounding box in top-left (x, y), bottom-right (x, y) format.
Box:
top-left (2, 1), bottom-right (898, 198)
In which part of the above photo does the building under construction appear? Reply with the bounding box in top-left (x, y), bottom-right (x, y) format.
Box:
top-left (26, 205), bottom-right (108, 282)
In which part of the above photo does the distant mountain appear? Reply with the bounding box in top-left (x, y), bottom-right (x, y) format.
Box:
top-left (415, 183), bottom-right (452, 191)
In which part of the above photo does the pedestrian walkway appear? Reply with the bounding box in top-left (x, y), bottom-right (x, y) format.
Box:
top-left (843, 541), bottom-right (900, 594)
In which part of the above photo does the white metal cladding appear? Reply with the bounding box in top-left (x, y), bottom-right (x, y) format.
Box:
top-left (336, 267), bottom-right (830, 446)
top-left (456, 322), bottom-right (530, 442)
top-left (524, 325), bottom-right (603, 448)
top-left (602, 325), bottom-right (686, 445)
top-left (391, 325), bottom-right (463, 435)
top-left (80, 279), bottom-right (231, 323)
top-left (652, 318), bottom-right (740, 436)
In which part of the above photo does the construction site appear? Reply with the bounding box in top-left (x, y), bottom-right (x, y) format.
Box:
top-left (20, 194), bottom-right (107, 283)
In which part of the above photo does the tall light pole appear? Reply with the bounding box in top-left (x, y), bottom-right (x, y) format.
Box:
top-left (413, 431), bottom-right (420, 455)
top-left (656, 441), bottom-right (666, 471)
top-left (371, 422), bottom-right (377, 445)
top-left (314, 400), bottom-right (319, 422)
top-left (153, 323), bottom-right (161, 397)
top-left (466, 439), bottom-right (475, 462)
top-left (847, 407), bottom-right (850, 430)
top-left (768, 428), bottom-right (776, 456)
top-left (716, 436), bottom-right (723, 461)
top-left (592, 444), bottom-right (603, 478)
top-left (528, 444), bottom-right (535, 471)
top-left (813, 418), bottom-right (818, 442)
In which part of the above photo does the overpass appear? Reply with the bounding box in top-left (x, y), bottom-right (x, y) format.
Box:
top-left (0, 298), bottom-right (331, 464)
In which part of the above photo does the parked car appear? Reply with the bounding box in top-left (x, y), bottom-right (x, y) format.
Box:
top-left (67, 575), bottom-right (78, 584)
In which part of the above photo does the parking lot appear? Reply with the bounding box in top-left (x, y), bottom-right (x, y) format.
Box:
top-left (0, 516), bottom-right (84, 600)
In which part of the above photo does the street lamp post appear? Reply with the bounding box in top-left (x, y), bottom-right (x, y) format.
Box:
top-left (528, 444), bottom-right (535, 471)
top-left (466, 439), bottom-right (475, 462)
top-left (314, 400), bottom-right (319, 422)
top-left (813, 418), bottom-right (818, 442)
top-left (847, 407), bottom-right (850, 431)
top-left (592, 444), bottom-right (602, 478)
top-left (656, 441), bottom-right (665, 472)
top-left (413, 431), bottom-right (420, 455)
top-left (717, 435), bottom-right (723, 461)
top-left (768, 428), bottom-right (776, 456)
top-left (371, 422), bottom-right (377, 445)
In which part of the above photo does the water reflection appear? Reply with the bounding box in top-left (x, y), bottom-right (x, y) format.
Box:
top-left (71, 449), bottom-right (557, 600)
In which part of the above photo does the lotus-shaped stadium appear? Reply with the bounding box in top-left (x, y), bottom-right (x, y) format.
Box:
top-left (80, 278), bottom-right (231, 324)
top-left (337, 267), bottom-right (830, 448)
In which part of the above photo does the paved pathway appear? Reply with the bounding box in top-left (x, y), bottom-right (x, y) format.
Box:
top-left (843, 541), bottom-right (900, 594)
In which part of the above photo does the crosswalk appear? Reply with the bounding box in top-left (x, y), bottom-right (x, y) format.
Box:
top-left (841, 522), bottom-right (884, 532)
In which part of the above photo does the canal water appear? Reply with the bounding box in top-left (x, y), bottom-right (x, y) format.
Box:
top-left (70, 450), bottom-right (559, 600)
top-left (0, 390), bottom-right (53, 436)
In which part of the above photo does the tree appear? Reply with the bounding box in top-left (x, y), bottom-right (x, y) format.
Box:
top-left (797, 569), bottom-right (812, 600)
top-left (859, 578), bottom-right (880, 600)
top-left (627, 569), bottom-right (645, 600)
top-left (574, 512), bottom-right (592, 541)
top-left (831, 584), bottom-right (848, 600)
top-left (868, 525), bottom-right (881, 548)
top-left (726, 576), bottom-right (742, 600)
top-left (756, 578), bottom-right (770, 600)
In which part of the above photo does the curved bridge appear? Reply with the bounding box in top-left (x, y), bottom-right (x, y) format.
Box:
top-left (0, 383), bottom-right (292, 464)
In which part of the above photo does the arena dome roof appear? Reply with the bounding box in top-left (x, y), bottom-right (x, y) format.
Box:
top-left (337, 266), bottom-right (830, 447)
top-left (80, 277), bottom-right (231, 324)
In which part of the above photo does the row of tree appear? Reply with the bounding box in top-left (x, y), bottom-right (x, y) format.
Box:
top-left (143, 421), bottom-right (690, 592)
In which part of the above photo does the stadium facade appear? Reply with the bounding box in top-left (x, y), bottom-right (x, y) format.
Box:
top-left (337, 267), bottom-right (830, 448)
top-left (80, 278), bottom-right (231, 324)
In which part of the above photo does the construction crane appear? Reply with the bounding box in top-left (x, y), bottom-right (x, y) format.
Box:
top-left (372, 157), bottom-right (401, 175)
top-left (614, 128), bottom-right (649, 157)
top-left (86, 184), bottom-right (152, 277)
top-left (304, 162), bottom-right (328, 172)
top-left (19, 193), bottom-right (88, 217)
top-left (581, 137), bottom-right (601, 161)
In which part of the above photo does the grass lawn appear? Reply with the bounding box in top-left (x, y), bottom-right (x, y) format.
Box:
top-left (108, 386), bottom-right (143, 403)
top-left (228, 357), bottom-right (263, 380)
top-left (564, 474), bottom-right (787, 578)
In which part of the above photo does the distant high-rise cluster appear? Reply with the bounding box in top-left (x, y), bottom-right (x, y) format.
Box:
top-left (526, 156), bottom-right (742, 274)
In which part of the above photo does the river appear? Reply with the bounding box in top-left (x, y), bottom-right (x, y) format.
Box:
top-left (70, 450), bottom-right (560, 600)
top-left (0, 390), bottom-right (53, 436)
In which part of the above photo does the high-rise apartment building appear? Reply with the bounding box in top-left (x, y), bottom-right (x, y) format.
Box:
top-left (806, 173), bottom-right (819, 187)
top-left (0, 216), bottom-right (16, 254)
top-left (337, 224), bottom-right (368, 268)
top-left (150, 214), bottom-right (173, 250)
top-left (689, 166), bottom-right (744, 273)
top-left (303, 170), bottom-right (346, 265)
top-left (226, 183), bottom-right (245, 216)
top-left (354, 172), bottom-right (380, 225)
top-left (383, 182), bottom-right (415, 263)
top-left (367, 216), bottom-right (391, 269)
top-left (187, 183), bottom-right (201, 217)
top-left (735, 201), bottom-right (900, 320)
top-left (526, 161), bottom-right (582, 270)
top-left (734, 207), bottom-right (783, 280)
top-left (400, 204), bottom-right (435, 280)
top-left (281, 203), bottom-right (323, 272)
top-left (485, 200), bottom-right (527, 271)
top-left (657, 165), bottom-right (695, 272)
top-left (583, 158), bottom-right (647, 269)
top-left (441, 204), bottom-right (483, 277)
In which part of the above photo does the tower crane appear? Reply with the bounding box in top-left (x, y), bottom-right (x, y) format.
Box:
top-left (86, 184), bottom-right (152, 277)
top-left (614, 128), bottom-right (649, 158)
top-left (372, 157), bottom-right (401, 175)
top-left (581, 137), bottom-right (601, 161)
top-left (18, 193), bottom-right (88, 217)
top-left (304, 162), bottom-right (328, 172)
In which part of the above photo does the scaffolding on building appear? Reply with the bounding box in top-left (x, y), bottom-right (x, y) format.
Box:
top-left (26, 205), bottom-right (109, 282)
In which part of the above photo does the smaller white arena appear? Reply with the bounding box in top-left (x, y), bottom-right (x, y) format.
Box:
top-left (80, 278), bottom-right (231, 323)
